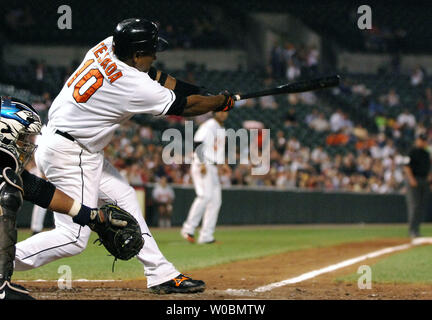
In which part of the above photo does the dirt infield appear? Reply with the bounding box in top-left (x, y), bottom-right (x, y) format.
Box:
top-left (21, 238), bottom-right (432, 300)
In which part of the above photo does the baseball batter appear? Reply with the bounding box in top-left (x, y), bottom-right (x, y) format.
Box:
top-left (181, 112), bottom-right (228, 244)
top-left (14, 18), bottom-right (235, 294)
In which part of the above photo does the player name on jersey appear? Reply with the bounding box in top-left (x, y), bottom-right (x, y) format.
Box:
top-left (92, 42), bottom-right (123, 83)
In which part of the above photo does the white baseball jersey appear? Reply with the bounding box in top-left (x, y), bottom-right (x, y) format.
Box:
top-left (48, 36), bottom-right (176, 153)
top-left (15, 37), bottom-right (181, 287)
top-left (193, 118), bottom-right (225, 164)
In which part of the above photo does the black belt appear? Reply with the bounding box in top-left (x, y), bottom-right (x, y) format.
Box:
top-left (55, 129), bottom-right (75, 142)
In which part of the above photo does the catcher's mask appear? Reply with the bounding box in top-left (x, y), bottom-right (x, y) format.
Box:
top-left (0, 96), bottom-right (42, 173)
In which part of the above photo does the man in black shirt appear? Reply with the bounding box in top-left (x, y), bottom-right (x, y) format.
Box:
top-left (403, 134), bottom-right (431, 238)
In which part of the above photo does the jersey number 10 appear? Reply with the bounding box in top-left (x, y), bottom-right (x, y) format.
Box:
top-left (67, 59), bottom-right (103, 103)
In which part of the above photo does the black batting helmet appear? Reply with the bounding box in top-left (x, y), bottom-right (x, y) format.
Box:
top-left (113, 18), bottom-right (168, 60)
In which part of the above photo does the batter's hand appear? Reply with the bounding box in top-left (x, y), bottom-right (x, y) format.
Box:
top-left (215, 90), bottom-right (235, 112)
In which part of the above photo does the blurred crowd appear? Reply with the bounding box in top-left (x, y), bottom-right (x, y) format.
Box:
top-left (261, 131), bottom-right (406, 194)
top-left (268, 41), bottom-right (319, 81)
top-left (5, 59), bottom-right (431, 195)
top-left (333, 67), bottom-right (432, 154)
top-left (22, 62), bottom-right (430, 195)
top-left (156, 17), bottom-right (228, 49)
top-left (1, 4), bottom-right (229, 49)
top-left (3, 45), bottom-right (430, 195)
top-left (361, 23), bottom-right (407, 53)
top-left (101, 105), bottom-right (411, 194)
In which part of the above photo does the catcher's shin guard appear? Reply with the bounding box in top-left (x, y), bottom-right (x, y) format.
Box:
top-left (0, 168), bottom-right (24, 282)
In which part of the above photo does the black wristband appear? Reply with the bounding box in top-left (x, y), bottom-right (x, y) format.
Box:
top-left (158, 72), bottom-right (168, 86)
top-left (72, 204), bottom-right (92, 227)
top-left (148, 66), bottom-right (157, 80)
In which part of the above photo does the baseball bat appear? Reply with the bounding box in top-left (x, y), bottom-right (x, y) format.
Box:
top-left (233, 75), bottom-right (340, 101)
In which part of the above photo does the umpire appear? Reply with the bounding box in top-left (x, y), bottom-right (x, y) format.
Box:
top-left (403, 133), bottom-right (431, 238)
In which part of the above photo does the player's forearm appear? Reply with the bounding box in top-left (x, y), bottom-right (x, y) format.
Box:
top-left (38, 182), bottom-right (89, 222)
top-left (49, 189), bottom-right (98, 227)
top-left (21, 170), bottom-right (95, 225)
top-left (48, 189), bottom-right (75, 213)
top-left (155, 70), bottom-right (177, 90)
top-left (183, 95), bottom-right (226, 116)
top-left (22, 169), bottom-right (74, 213)
top-left (149, 67), bottom-right (233, 115)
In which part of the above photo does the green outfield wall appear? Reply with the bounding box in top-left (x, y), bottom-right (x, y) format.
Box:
top-left (18, 185), bottom-right (425, 228)
top-left (145, 186), bottom-right (413, 226)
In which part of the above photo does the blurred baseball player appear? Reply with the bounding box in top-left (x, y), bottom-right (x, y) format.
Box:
top-left (14, 18), bottom-right (235, 294)
top-left (0, 97), bottom-right (123, 300)
top-left (181, 111), bottom-right (228, 244)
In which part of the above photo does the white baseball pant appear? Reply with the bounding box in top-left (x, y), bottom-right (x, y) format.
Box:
top-left (14, 130), bottom-right (179, 287)
top-left (181, 161), bottom-right (221, 243)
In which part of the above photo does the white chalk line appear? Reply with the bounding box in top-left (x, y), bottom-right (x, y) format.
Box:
top-left (227, 237), bottom-right (432, 295)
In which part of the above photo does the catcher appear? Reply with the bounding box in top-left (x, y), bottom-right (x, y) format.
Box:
top-left (0, 97), bottom-right (143, 300)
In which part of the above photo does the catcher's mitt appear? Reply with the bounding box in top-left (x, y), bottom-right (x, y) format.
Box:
top-left (90, 204), bottom-right (144, 263)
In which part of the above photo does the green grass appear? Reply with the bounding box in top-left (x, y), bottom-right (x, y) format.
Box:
top-left (14, 224), bottom-right (432, 281)
top-left (338, 244), bottom-right (432, 284)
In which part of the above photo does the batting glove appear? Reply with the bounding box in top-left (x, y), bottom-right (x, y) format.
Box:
top-left (215, 90), bottom-right (235, 112)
